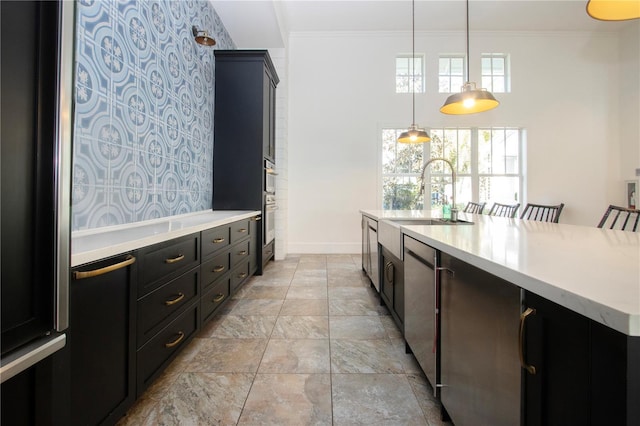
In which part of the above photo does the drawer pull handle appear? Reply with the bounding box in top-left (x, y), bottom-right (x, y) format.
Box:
top-left (251, 216), bottom-right (262, 221)
top-left (73, 255), bottom-right (136, 280)
top-left (213, 265), bottom-right (225, 273)
top-left (238, 250), bottom-right (247, 256)
top-left (164, 331), bottom-right (185, 348)
top-left (213, 237), bottom-right (225, 243)
top-left (238, 228), bottom-right (247, 233)
top-left (213, 293), bottom-right (225, 303)
top-left (165, 254), bottom-right (185, 264)
top-left (165, 292), bottom-right (185, 306)
top-left (519, 307), bottom-right (537, 375)
top-left (238, 272), bottom-right (248, 279)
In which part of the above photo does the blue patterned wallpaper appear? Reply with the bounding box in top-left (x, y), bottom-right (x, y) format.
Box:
top-left (72, 0), bottom-right (235, 231)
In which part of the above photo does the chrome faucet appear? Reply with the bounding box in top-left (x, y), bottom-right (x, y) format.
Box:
top-left (419, 157), bottom-right (457, 215)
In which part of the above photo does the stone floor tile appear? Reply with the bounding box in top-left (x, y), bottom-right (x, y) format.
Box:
top-left (238, 373), bottom-right (332, 425)
top-left (280, 299), bottom-right (329, 316)
top-left (185, 338), bottom-right (267, 373)
top-left (209, 315), bottom-right (277, 339)
top-left (332, 373), bottom-right (427, 425)
top-left (330, 339), bottom-right (404, 374)
top-left (272, 315), bottom-right (329, 339)
top-left (286, 286), bottom-right (327, 300)
top-left (259, 338), bottom-right (330, 373)
top-left (218, 298), bottom-right (283, 315)
top-left (233, 285), bottom-right (288, 300)
top-left (329, 316), bottom-right (387, 340)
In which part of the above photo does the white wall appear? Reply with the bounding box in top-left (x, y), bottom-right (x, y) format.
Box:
top-left (286, 28), bottom-right (638, 254)
top-left (619, 22), bottom-right (640, 196)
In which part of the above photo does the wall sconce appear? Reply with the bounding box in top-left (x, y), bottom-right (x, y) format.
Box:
top-left (192, 26), bottom-right (216, 46)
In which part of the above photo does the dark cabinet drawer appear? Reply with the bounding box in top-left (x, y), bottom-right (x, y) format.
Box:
top-left (202, 225), bottom-right (230, 258)
top-left (137, 302), bottom-right (199, 395)
top-left (231, 240), bottom-right (250, 268)
top-left (230, 219), bottom-right (250, 244)
top-left (201, 251), bottom-right (230, 290)
top-left (137, 268), bottom-right (199, 345)
top-left (138, 234), bottom-right (199, 296)
top-left (230, 262), bottom-right (250, 293)
top-left (201, 277), bottom-right (230, 324)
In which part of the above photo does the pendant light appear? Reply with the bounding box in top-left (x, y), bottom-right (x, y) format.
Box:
top-left (586, 0), bottom-right (640, 21)
top-left (440, 0), bottom-right (499, 115)
top-left (398, 0), bottom-right (430, 144)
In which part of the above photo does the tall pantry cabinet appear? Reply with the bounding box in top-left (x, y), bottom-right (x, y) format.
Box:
top-left (212, 50), bottom-right (279, 274)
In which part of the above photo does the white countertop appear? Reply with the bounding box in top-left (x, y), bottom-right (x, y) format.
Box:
top-left (71, 210), bottom-right (260, 267)
top-left (361, 209), bottom-right (640, 336)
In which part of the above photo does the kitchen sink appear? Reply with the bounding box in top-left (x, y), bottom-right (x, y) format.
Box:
top-left (378, 217), bottom-right (473, 259)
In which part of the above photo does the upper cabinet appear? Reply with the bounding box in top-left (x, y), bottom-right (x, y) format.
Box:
top-left (212, 50), bottom-right (279, 211)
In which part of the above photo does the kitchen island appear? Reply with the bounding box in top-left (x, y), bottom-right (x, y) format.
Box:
top-left (361, 209), bottom-right (640, 425)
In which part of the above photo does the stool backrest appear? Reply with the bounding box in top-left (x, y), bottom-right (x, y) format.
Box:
top-left (488, 202), bottom-right (520, 218)
top-left (463, 201), bottom-right (486, 214)
top-left (597, 205), bottom-right (640, 231)
top-left (520, 203), bottom-right (564, 223)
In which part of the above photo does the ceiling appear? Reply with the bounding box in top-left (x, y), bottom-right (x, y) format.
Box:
top-left (210, 0), bottom-right (628, 48)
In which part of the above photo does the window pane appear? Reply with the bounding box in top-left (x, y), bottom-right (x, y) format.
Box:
top-left (482, 57), bottom-right (492, 74)
top-left (492, 57), bottom-right (505, 75)
top-left (396, 58), bottom-right (409, 74)
top-left (491, 129), bottom-right (506, 174)
top-left (456, 176), bottom-right (472, 210)
top-left (451, 58), bottom-right (464, 76)
top-left (383, 176), bottom-right (421, 210)
top-left (439, 57), bottom-right (450, 74)
top-left (439, 77), bottom-right (450, 93)
top-left (479, 176), bottom-right (520, 205)
top-left (457, 129), bottom-right (472, 174)
top-left (478, 129), bottom-right (492, 174)
top-left (492, 76), bottom-right (505, 93)
top-left (481, 76), bottom-right (492, 91)
top-left (396, 142), bottom-right (423, 173)
top-left (451, 76), bottom-right (464, 91)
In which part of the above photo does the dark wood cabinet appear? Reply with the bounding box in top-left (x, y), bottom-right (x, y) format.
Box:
top-left (69, 253), bottom-right (137, 426)
top-left (523, 291), bottom-right (640, 426)
top-left (380, 246), bottom-right (404, 331)
top-left (213, 50), bottom-right (279, 274)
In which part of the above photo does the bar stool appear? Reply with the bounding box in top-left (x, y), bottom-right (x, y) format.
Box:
top-left (463, 201), bottom-right (486, 214)
top-left (597, 205), bottom-right (640, 231)
top-left (520, 203), bottom-right (564, 223)
top-left (488, 202), bottom-right (520, 218)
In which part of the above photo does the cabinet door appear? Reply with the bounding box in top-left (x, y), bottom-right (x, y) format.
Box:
top-left (70, 254), bottom-right (136, 426)
top-left (440, 253), bottom-right (520, 426)
top-left (522, 292), bottom-right (593, 426)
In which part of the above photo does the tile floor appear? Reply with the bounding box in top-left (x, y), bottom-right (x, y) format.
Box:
top-left (117, 254), bottom-right (450, 425)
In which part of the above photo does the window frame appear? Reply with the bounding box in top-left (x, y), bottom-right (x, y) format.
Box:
top-left (380, 126), bottom-right (525, 211)
top-left (481, 53), bottom-right (510, 93)
top-left (438, 55), bottom-right (466, 93)
top-left (395, 54), bottom-right (425, 94)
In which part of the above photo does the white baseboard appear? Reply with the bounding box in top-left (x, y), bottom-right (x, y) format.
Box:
top-left (287, 242), bottom-right (361, 254)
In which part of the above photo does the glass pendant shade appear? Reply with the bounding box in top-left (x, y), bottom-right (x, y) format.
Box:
top-left (587, 0), bottom-right (640, 21)
top-left (440, 82), bottom-right (500, 115)
top-left (398, 125), bottom-right (431, 144)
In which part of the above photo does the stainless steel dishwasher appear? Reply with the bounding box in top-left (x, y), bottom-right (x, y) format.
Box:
top-left (403, 235), bottom-right (439, 395)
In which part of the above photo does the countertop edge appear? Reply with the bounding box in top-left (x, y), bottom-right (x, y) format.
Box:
top-left (71, 210), bottom-right (261, 267)
top-left (401, 225), bottom-right (640, 337)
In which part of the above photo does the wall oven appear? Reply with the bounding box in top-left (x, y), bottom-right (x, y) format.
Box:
top-left (264, 159), bottom-right (276, 194)
top-left (264, 193), bottom-right (276, 245)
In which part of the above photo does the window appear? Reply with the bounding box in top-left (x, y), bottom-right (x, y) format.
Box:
top-left (481, 53), bottom-right (509, 93)
top-left (438, 56), bottom-right (465, 93)
top-left (395, 55), bottom-right (424, 93)
top-left (381, 127), bottom-right (523, 211)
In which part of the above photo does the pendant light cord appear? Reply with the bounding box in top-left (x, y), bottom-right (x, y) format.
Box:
top-left (465, 0), bottom-right (470, 83)
top-left (411, 0), bottom-right (416, 125)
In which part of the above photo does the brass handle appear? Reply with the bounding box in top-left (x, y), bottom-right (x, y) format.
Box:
top-left (238, 228), bottom-right (247, 233)
top-left (165, 292), bottom-right (185, 306)
top-left (238, 272), bottom-right (247, 279)
top-left (73, 255), bottom-right (136, 280)
top-left (213, 237), bottom-right (225, 243)
top-left (212, 265), bottom-right (225, 273)
top-left (519, 307), bottom-right (537, 375)
top-left (165, 254), bottom-right (185, 264)
top-left (238, 250), bottom-right (247, 256)
top-left (213, 293), bottom-right (225, 303)
top-left (164, 331), bottom-right (185, 348)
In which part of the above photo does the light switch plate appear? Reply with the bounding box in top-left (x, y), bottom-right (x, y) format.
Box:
top-left (636, 168), bottom-right (640, 176)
